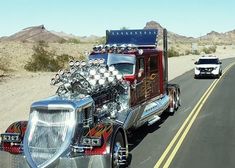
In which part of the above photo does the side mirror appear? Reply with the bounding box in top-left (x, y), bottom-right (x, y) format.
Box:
top-left (138, 69), bottom-right (144, 78)
top-left (219, 61), bottom-right (222, 64)
top-left (194, 61), bottom-right (198, 65)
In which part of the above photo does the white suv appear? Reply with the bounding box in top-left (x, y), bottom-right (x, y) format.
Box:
top-left (194, 55), bottom-right (222, 78)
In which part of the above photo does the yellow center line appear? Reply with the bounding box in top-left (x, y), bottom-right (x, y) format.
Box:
top-left (154, 62), bottom-right (235, 168)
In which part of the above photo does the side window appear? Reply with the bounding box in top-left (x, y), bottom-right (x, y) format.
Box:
top-left (139, 58), bottom-right (144, 70)
top-left (150, 56), bottom-right (157, 72)
top-left (137, 58), bottom-right (145, 78)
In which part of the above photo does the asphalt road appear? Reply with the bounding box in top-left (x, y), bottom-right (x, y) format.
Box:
top-left (170, 60), bottom-right (235, 168)
top-left (129, 57), bottom-right (235, 168)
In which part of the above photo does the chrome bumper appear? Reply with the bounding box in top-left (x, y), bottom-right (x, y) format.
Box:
top-left (0, 151), bottom-right (111, 168)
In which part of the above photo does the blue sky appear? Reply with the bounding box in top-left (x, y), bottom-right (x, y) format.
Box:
top-left (1, 0), bottom-right (235, 37)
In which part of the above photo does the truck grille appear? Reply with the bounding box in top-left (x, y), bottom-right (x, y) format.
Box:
top-left (199, 67), bottom-right (214, 72)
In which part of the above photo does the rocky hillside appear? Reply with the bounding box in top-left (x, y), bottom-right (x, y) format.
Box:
top-left (144, 21), bottom-right (195, 44)
top-left (144, 21), bottom-right (235, 45)
top-left (198, 30), bottom-right (235, 44)
top-left (51, 31), bottom-right (101, 43)
top-left (1, 25), bottom-right (65, 43)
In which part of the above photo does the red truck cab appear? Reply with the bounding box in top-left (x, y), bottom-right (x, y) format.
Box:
top-left (89, 29), bottom-right (167, 107)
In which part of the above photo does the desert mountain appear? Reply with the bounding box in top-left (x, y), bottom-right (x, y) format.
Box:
top-left (1, 22), bottom-right (235, 45)
top-left (2, 25), bottom-right (65, 43)
top-left (198, 30), bottom-right (235, 44)
top-left (144, 21), bottom-right (235, 45)
top-left (50, 30), bottom-right (77, 40)
top-left (51, 30), bottom-right (101, 43)
top-left (144, 21), bottom-right (195, 44)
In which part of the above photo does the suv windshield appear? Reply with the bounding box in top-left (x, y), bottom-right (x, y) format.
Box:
top-left (112, 63), bottom-right (134, 75)
top-left (198, 58), bottom-right (219, 64)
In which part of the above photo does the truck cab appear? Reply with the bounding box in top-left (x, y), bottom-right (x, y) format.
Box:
top-left (89, 29), bottom-right (167, 107)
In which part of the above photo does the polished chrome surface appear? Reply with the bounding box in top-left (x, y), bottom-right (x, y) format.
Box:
top-left (0, 151), bottom-right (111, 168)
top-left (122, 94), bottom-right (170, 129)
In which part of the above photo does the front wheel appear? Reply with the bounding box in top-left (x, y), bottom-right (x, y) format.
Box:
top-left (112, 131), bottom-right (127, 168)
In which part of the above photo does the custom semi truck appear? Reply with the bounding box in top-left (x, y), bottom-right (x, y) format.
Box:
top-left (0, 29), bottom-right (180, 168)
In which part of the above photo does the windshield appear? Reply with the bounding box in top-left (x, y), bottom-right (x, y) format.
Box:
top-left (198, 59), bottom-right (219, 64)
top-left (112, 63), bottom-right (134, 75)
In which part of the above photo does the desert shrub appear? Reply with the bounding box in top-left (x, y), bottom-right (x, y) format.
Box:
top-left (78, 54), bottom-right (87, 61)
top-left (202, 45), bottom-right (217, 54)
top-left (223, 46), bottom-right (226, 49)
top-left (96, 36), bottom-right (106, 44)
top-left (38, 40), bottom-right (49, 47)
top-left (58, 38), bottom-right (67, 44)
top-left (185, 50), bottom-right (191, 55)
top-left (192, 50), bottom-right (200, 55)
top-left (25, 42), bottom-right (71, 72)
top-left (0, 56), bottom-right (9, 72)
top-left (168, 47), bottom-right (180, 57)
top-left (67, 38), bottom-right (81, 44)
top-left (56, 54), bottom-right (71, 68)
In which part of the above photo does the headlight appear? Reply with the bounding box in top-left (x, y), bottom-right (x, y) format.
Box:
top-left (195, 67), bottom-right (200, 70)
top-left (58, 69), bottom-right (64, 75)
top-left (214, 67), bottom-right (218, 70)
top-left (109, 66), bottom-right (115, 72)
top-left (89, 59), bottom-right (94, 64)
top-left (104, 72), bottom-right (110, 78)
top-left (89, 69), bottom-right (96, 76)
top-left (99, 68), bottom-right (106, 74)
top-left (50, 78), bottom-right (56, 85)
top-left (81, 61), bottom-right (86, 66)
top-left (113, 70), bottom-right (119, 76)
top-left (98, 78), bottom-right (105, 85)
top-left (55, 73), bottom-right (60, 80)
top-left (69, 60), bottom-right (74, 67)
top-left (116, 74), bottom-right (123, 80)
top-left (0, 133), bottom-right (21, 143)
top-left (108, 76), bottom-right (114, 82)
top-left (75, 61), bottom-right (80, 66)
top-left (93, 59), bottom-right (98, 65)
top-left (94, 74), bottom-right (101, 80)
top-left (89, 79), bottom-right (97, 86)
top-left (99, 58), bottom-right (105, 64)
top-left (81, 137), bottom-right (102, 147)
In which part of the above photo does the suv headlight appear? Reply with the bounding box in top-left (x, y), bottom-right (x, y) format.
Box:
top-left (214, 67), bottom-right (218, 70)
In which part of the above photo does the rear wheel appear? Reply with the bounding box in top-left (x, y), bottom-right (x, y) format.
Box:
top-left (112, 131), bottom-right (127, 168)
top-left (176, 89), bottom-right (181, 108)
top-left (174, 93), bottom-right (178, 111)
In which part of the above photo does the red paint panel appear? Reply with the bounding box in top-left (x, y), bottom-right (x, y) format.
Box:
top-left (2, 121), bottom-right (27, 154)
top-left (158, 50), bottom-right (164, 94)
top-left (84, 123), bottom-right (113, 155)
top-left (123, 75), bottom-right (136, 83)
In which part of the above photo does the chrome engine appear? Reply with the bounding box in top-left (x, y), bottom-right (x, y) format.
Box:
top-left (51, 59), bottom-right (130, 124)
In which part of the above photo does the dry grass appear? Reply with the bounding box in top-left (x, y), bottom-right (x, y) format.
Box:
top-left (0, 41), bottom-right (94, 72)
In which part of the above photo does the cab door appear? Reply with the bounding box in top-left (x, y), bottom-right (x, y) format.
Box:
top-left (146, 54), bottom-right (160, 100)
top-left (134, 57), bottom-right (146, 105)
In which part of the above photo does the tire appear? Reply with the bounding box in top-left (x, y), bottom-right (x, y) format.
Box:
top-left (112, 131), bottom-right (126, 168)
top-left (176, 89), bottom-right (181, 108)
top-left (173, 93), bottom-right (177, 111)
